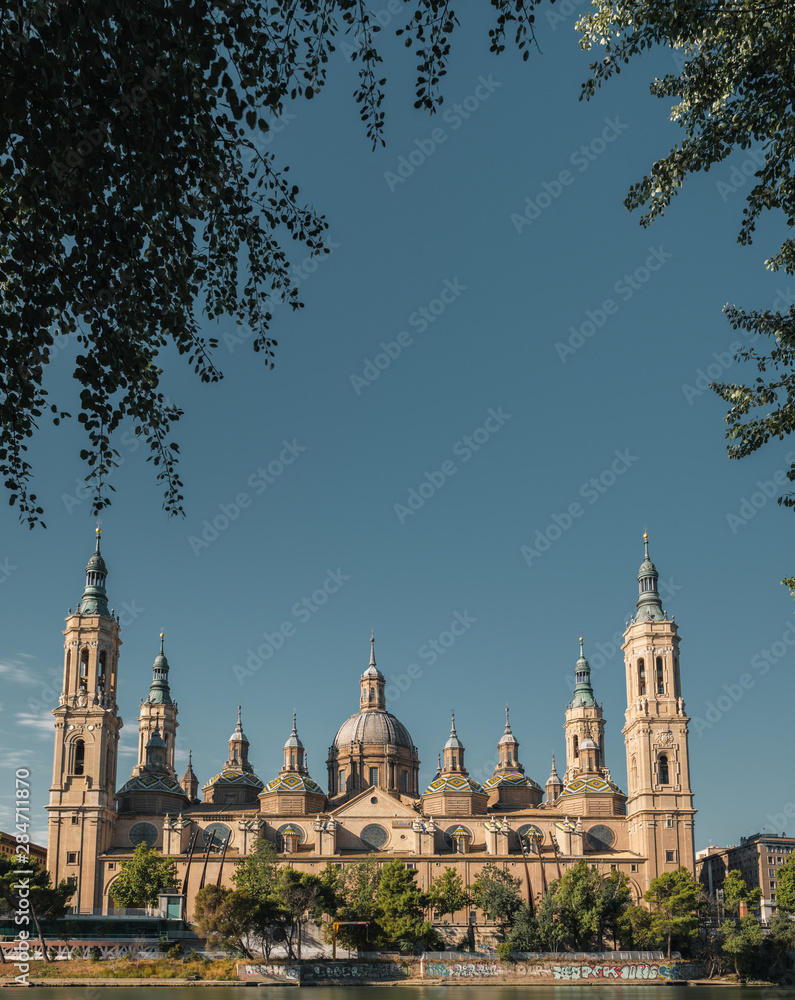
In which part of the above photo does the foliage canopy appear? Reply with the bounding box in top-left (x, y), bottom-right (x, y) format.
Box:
top-left (579, 1), bottom-right (795, 540)
top-left (109, 842), bottom-right (178, 909)
top-left (1, 0), bottom-right (542, 525)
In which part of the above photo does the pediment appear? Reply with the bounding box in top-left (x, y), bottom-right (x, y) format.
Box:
top-left (329, 787), bottom-right (419, 822)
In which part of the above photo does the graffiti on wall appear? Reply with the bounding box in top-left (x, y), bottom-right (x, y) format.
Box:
top-left (242, 961), bottom-right (410, 982)
top-left (427, 962), bottom-right (502, 978)
top-left (552, 963), bottom-right (681, 981)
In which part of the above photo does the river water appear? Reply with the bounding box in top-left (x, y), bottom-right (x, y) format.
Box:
top-left (6, 987), bottom-right (795, 1000)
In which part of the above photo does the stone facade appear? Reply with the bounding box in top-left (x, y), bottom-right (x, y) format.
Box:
top-left (47, 530), bottom-right (696, 918)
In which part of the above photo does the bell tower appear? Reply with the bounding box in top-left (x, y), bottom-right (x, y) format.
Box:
top-left (623, 533), bottom-right (696, 882)
top-left (47, 528), bottom-right (123, 913)
top-left (133, 634), bottom-right (178, 777)
top-left (563, 638), bottom-right (606, 783)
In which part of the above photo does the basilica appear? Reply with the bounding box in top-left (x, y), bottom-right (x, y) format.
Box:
top-left (46, 531), bottom-right (696, 918)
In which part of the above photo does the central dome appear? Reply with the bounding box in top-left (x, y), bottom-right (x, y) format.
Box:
top-left (327, 636), bottom-right (421, 801)
top-left (333, 709), bottom-right (414, 751)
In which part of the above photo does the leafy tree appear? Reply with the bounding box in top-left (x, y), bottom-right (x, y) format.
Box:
top-left (617, 904), bottom-right (657, 950)
top-left (426, 867), bottom-right (471, 921)
top-left (232, 837), bottom-right (281, 900)
top-left (330, 855), bottom-right (382, 951)
top-left (534, 888), bottom-right (567, 953)
top-left (375, 859), bottom-right (438, 952)
top-left (776, 852), bottom-right (795, 914)
top-left (0, 0), bottom-right (543, 525)
top-left (472, 863), bottom-right (523, 940)
top-left (549, 861), bottom-right (630, 951)
top-left (505, 903), bottom-right (541, 953)
top-left (721, 870), bottom-right (762, 917)
top-left (578, 2), bottom-right (795, 538)
top-left (763, 910), bottom-right (795, 977)
top-left (720, 915), bottom-right (764, 979)
top-left (277, 869), bottom-right (336, 960)
top-left (0, 852), bottom-right (74, 964)
top-left (192, 885), bottom-right (258, 959)
top-left (644, 867), bottom-right (701, 959)
top-left (109, 842), bottom-right (178, 909)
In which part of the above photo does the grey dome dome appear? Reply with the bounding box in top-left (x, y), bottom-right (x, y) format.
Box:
top-left (333, 709), bottom-right (414, 751)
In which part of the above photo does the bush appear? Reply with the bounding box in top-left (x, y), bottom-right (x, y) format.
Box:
top-left (496, 942), bottom-right (513, 962)
top-left (89, 946), bottom-right (102, 962)
top-left (166, 943), bottom-right (183, 959)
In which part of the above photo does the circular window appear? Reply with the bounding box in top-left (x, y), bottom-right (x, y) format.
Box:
top-left (370, 796), bottom-right (378, 804)
top-left (276, 823), bottom-right (305, 845)
top-left (203, 822), bottom-right (231, 849)
top-left (129, 822), bottom-right (158, 848)
top-left (516, 823), bottom-right (544, 844)
top-left (443, 824), bottom-right (473, 850)
top-left (360, 824), bottom-right (389, 850)
top-left (586, 824), bottom-right (616, 851)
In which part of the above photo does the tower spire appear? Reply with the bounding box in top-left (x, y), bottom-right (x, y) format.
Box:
top-left (79, 526), bottom-right (110, 617)
top-left (147, 632), bottom-right (172, 705)
top-left (370, 631), bottom-right (376, 668)
top-left (571, 635), bottom-right (595, 707)
top-left (636, 531), bottom-right (664, 621)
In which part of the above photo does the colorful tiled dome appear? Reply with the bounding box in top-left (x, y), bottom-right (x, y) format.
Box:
top-left (204, 769), bottom-right (264, 792)
top-left (483, 771), bottom-right (541, 791)
top-left (117, 772), bottom-right (186, 796)
top-left (558, 775), bottom-right (624, 798)
top-left (264, 772), bottom-right (323, 795)
top-left (423, 773), bottom-right (485, 795)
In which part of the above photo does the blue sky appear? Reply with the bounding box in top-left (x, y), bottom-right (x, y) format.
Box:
top-left (2, 5), bottom-right (794, 852)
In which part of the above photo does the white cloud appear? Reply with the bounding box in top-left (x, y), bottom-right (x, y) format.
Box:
top-left (0, 658), bottom-right (39, 686)
top-left (0, 746), bottom-right (35, 770)
top-left (15, 712), bottom-right (56, 738)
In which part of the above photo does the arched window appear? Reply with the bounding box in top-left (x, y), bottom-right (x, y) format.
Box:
top-left (290, 753), bottom-right (295, 769)
top-left (658, 754), bottom-right (669, 785)
top-left (638, 658), bottom-right (646, 696)
top-left (338, 769), bottom-right (346, 793)
top-left (79, 649), bottom-right (89, 689)
top-left (631, 755), bottom-right (637, 788)
top-left (656, 657), bottom-right (664, 694)
top-left (573, 734), bottom-right (579, 758)
top-left (451, 754), bottom-right (458, 770)
top-left (74, 739), bottom-right (85, 776)
top-left (98, 651), bottom-right (106, 692)
top-left (369, 686), bottom-right (374, 701)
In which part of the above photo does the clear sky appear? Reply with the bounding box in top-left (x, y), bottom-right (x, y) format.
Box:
top-left (2, 6), bottom-right (793, 853)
